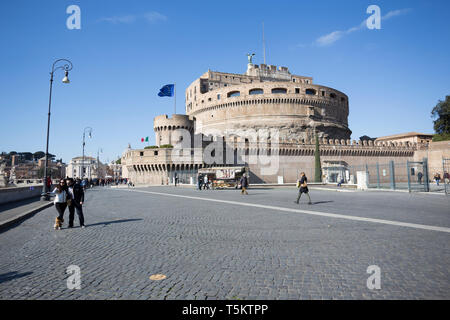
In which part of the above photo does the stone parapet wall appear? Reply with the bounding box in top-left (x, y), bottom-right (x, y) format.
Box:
top-left (0, 186), bottom-right (43, 205)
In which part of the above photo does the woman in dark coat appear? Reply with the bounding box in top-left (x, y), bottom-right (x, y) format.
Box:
top-left (294, 172), bottom-right (312, 205)
top-left (240, 174), bottom-right (249, 195)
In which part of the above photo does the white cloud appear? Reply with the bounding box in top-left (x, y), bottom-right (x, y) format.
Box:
top-left (99, 11), bottom-right (167, 24)
top-left (316, 31), bottom-right (344, 46)
top-left (312, 8), bottom-right (412, 47)
top-left (144, 12), bottom-right (167, 23)
top-left (99, 15), bottom-right (137, 24)
top-left (382, 8), bottom-right (412, 20)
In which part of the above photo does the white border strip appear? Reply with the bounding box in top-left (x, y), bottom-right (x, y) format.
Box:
top-left (115, 189), bottom-right (450, 233)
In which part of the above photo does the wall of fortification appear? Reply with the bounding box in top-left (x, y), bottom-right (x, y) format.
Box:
top-left (414, 140), bottom-right (450, 175)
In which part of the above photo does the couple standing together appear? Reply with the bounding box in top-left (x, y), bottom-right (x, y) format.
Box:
top-left (51, 178), bottom-right (85, 230)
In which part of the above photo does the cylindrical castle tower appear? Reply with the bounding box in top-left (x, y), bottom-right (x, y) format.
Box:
top-left (153, 114), bottom-right (194, 146)
top-left (185, 65), bottom-right (351, 141)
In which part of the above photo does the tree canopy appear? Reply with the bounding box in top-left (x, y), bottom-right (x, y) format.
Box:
top-left (431, 95), bottom-right (450, 134)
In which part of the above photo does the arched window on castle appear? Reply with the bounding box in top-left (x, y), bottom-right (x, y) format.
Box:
top-left (305, 88), bottom-right (316, 95)
top-left (272, 88), bottom-right (287, 94)
top-left (249, 88), bottom-right (263, 95)
top-left (227, 91), bottom-right (240, 97)
top-left (330, 93), bottom-right (336, 99)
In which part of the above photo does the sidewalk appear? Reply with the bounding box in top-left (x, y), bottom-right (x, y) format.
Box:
top-left (0, 197), bottom-right (53, 231)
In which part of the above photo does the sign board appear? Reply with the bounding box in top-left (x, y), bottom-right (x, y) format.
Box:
top-left (216, 169), bottom-right (235, 179)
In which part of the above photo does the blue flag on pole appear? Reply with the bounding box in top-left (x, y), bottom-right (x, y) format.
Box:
top-left (158, 84), bottom-right (175, 97)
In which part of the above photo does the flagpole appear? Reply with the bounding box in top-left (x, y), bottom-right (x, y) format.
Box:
top-left (174, 82), bottom-right (176, 115)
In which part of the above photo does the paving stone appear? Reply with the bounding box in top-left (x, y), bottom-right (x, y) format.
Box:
top-left (0, 187), bottom-right (449, 300)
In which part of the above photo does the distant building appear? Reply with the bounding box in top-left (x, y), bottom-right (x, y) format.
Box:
top-left (66, 156), bottom-right (102, 179)
top-left (107, 162), bottom-right (122, 180)
top-left (375, 132), bottom-right (433, 145)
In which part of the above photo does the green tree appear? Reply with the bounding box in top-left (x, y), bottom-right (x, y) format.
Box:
top-left (33, 151), bottom-right (45, 160)
top-left (314, 134), bottom-right (322, 182)
top-left (21, 152), bottom-right (33, 161)
top-left (431, 95), bottom-right (450, 134)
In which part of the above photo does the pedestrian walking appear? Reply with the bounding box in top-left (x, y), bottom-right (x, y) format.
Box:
top-left (434, 173), bottom-right (441, 186)
top-left (66, 178), bottom-right (86, 228)
top-left (46, 176), bottom-right (52, 191)
top-left (240, 173), bottom-right (249, 195)
top-left (417, 172), bottom-right (423, 185)
top-left (50, 179), bottom-right (69, 230)
top-left (197, 174), bottom-right (203, 190)
top-left (81, 178), bottom-right (87, 190)
top-left (203, 174), bottom-right (209, 190)
top-left (294, 172), bottom-right (312, 205)
top-left (174, 172), bottom-right (178, 187)
top-left (444, 172), bottom-right (450, 185)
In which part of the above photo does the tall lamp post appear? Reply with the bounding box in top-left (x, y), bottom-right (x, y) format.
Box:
top-left (41, 59), bottom-right (73, 201)
top-left (82, 127), bottom-right (93, 180)
top-left (97, 148), bottom-right (103, 180)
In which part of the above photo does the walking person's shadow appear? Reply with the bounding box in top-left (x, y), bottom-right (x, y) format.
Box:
top-left (0, 271), bottom-right (33, 284)
top-left (85, 218), bottom-right (143, 227)
top-left (307, 201), bottom-right (334, 205)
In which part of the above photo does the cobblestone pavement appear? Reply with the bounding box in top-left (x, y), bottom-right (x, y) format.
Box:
top-left (0, 186), bottom-right (449, 300)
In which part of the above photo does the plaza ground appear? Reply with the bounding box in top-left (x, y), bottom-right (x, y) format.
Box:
top-left (0, 186), bottom-right (449, 299)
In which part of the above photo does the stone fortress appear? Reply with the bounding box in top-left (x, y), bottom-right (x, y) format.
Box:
top-left (122, 58), bottom-right (435, 186)
top-left (185, 61), bottom-right (351, 142)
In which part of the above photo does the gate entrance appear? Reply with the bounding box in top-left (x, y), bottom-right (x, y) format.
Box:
top-left (407, 159), bottom-right (429, 192)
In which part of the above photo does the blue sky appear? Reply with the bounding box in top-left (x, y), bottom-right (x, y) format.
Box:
top-left (0, 0), bottom-right (449, 163)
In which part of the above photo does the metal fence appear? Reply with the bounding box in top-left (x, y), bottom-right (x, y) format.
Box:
top-left (168, 169), bottom-right (197, 185)
top-left (271, 158), bottom-right (447, 193)
top-left (443, 158), bottom-right (450, 195)
top-left (344, 160), bottom-right (432, 192)
top-left (167, 157), bottom-right (449, 193)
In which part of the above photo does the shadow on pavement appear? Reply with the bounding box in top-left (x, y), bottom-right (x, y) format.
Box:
top-left (0, 197), bottom-right (41, 213)
top-left (0, 271), bottom-right (33, 284)
top-left (311, 201), bottom-right (334, 205)
top-left (87, 218), bottom-right (143, 227)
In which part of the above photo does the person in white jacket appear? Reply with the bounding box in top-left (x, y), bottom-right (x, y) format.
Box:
top-left (50, 179), bottom-right (68, 230)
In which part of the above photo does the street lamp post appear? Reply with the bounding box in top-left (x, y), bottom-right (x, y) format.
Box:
top-left (41, 59), bottom-right (73, 201)
top-left (97, 148), bottom-right (103, 179)
top-left (82, 127), bottom-right (93, 180)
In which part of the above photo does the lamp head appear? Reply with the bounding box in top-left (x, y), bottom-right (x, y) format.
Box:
top-left (62, 71), bottom-right (70, 84)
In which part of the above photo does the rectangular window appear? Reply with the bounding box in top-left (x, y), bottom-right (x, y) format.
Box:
top-left (154, 151), bottom-right (158, 156)
top-left (217, 94), bottom-right (221, 100)
top-left (140, 152), bottom-right (144, 156)
top-left (295, 88), bottom-right (300, 94)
